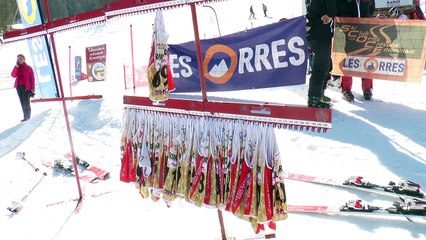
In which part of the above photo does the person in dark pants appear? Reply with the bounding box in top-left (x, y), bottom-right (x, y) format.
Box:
top-left (306, 0), bottom-right (337, 108)
top-left (11, 54), bottom-right (35, 122)
top-left (337, 0), bottom-right (375, 101)
top-left (249, 5), bottom-right (255, 19)
top-left (262, 3), bottom-right (268, 17)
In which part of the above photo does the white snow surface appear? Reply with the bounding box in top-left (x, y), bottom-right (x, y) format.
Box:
top-left (1, 0), bottom-right (426, 239)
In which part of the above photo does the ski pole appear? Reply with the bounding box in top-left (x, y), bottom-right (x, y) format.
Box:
top-left (7, 171), bottom-right (47, 213)
top-left (16, 152), bottom-right (39, 172)
top-left (392, 193), bottom-right (414, 223)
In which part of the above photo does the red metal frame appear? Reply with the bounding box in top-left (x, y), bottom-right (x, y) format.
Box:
top-left (69, 46), bottom-right (72, 98)
top-left (190, 3), bottom-right (208, 103)
top-left (32, 95), bottom-right (103, 103)
top-left (42, 0), bottom-right (84, 200)
top-left (130, 24), bottom-right (136, 94)
top-left (2, 1), bottom-right (220, 43)
top-left (123, 96), bottom-right (332, 131)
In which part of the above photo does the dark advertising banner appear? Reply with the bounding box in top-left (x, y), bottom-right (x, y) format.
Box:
top-left (332, 17), bottom-right (426, 83)
top-left (86, 44), bottom-right (106, 82)
top-left (168, 16), bottom-right (308, 92)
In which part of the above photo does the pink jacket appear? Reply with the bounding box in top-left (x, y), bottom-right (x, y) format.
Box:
top-left (11, 63), bottom-right (35, 91)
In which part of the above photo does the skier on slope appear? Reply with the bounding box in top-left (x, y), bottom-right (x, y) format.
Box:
top-left (249, 5), bottom-right (255, 19)
top-left (262, 3), bottom-right (268, 17)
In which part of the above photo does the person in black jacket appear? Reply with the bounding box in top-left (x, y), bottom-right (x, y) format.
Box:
top-left (337, 0), bottom-right (375, 101)
top-left (306, 0), bottom-right (337, 108)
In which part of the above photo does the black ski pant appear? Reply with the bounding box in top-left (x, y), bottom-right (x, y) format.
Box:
top-left (16, 85), bottom-right (31, 120)
top-left (307, 38), bottom-right (332, 98)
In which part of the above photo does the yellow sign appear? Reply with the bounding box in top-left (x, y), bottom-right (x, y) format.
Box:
top-left (17, 0), bottom-right (38, 25)
top-left (332, 17), bottom-right (426, 83)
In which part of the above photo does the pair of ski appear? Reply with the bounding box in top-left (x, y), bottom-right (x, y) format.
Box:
top-left (42, 153), bottom-right (109, 183)
top-left (284, 172), bottom-right (426, 224)
top-left (7, 152), bottom-right (110, 214)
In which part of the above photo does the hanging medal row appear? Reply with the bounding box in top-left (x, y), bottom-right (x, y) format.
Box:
top-left (120, 108), bottom-right (288, 233)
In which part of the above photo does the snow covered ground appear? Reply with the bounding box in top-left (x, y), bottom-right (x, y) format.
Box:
top-left (1, 1), bottom-right (426, 239)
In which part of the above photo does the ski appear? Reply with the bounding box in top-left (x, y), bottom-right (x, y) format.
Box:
top-left (284, 172), bottom-right (425, 200)
top-left (64, 153), bottom-right (110, 180)
top-left (287, 199), bottom-right (426, 224)
top-left (42, 160), bottom-right (99, 183)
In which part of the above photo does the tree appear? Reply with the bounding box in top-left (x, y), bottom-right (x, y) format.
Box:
top-left (43, 0), bottom-right (117, 21)
top-left (1, 0), bottom-right (118, 32)
top-left (0, 0), bottom-right (18, 33)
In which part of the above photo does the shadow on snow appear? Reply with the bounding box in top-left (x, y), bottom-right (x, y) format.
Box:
top-left (0, 110), bottom-right (49, 158)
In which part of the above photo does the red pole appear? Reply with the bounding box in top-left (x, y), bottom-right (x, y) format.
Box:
top-left (190, 3), bottom-right (208, 102)
top-left (42, 0), bottom-right (83, 200)
top-left (69, 46), bottom-right (72, 98)
top-left (123, 65), bottom-right (127, 90)
top-left (130, 24), bottom-right (136, 95)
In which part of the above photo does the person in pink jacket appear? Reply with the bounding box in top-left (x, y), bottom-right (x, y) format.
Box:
top-left (11, 54), bottom-right (35, 122)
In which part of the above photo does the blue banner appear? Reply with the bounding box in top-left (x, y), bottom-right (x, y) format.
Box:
top-left (169, 16), bottom-right (308, 93)
top-left (17, 0), bottom-right (58, 98)
top-left (75, 56), bottom-right (82, 80)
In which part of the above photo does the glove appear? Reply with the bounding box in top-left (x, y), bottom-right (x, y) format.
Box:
top-left (27, 90), bottom-right (35, 98)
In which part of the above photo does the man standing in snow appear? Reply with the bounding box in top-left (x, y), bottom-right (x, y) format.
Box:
top-left (262, 3), bottom-right (268, 17)
top-left (249, 5), bottom-right (255, 19)
top-left (337, 0), bottom-right (376, 101)
top-left (11, 54), bottom-right (35, 122)
top-left (305, 0), bottom-right (337, 108)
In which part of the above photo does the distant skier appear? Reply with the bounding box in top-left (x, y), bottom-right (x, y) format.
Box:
top-left (262, 3), bottom-right (268, 17)
top-left (249, 5), bottom-right (255, 19)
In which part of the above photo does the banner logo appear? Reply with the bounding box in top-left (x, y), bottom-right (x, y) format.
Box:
top-left (203, 44), bottom-right (238, 84)
top-left (364, 58), bottom-right (379, 73)
top-left (18, 0), bottom-right (38, 25)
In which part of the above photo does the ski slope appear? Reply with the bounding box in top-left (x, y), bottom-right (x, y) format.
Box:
top-left (1, 1), bottom-right (426, 239)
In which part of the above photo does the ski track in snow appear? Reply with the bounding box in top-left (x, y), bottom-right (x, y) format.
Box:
top-left (1, 1), bottom-right (426, 239)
